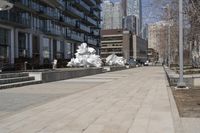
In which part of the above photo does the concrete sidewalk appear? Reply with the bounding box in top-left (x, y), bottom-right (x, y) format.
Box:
top-left (0, 67), bottom-right (175, 133)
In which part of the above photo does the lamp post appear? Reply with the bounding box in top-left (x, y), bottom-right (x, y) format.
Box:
top-left (177, 0), bottom-right (186, 88)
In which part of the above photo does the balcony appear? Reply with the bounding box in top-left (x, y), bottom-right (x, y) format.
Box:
top-left (0, 12), bottom-right (30, 28)
top-left (73, 0), bottom-right (90, 12)
top-left (91, 29), bottom-right (100, 36)
top-left (79, 23), bottom-right (90, 33)
top-left (93, 10), bottom-right (99, 18)
top-left (65, 17), bottom-right (76, 27)
top-left (65, 4), bottom-right (84, 19)
top-left (87, 16), bottom-right (97, 26)
top-left (82, 0), bottom-right (96, 6)
top-left (93, 4), bottom-right (102, 11)
top-left (71, 32), bottom-right (84, 42)
top-left (96, 0), bottom-right (103, 4)
top-left (87, 37), bottom-right (97, 45)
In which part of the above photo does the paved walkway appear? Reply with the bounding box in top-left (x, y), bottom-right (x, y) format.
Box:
top-left (0, 67), bottom-right (175, 133)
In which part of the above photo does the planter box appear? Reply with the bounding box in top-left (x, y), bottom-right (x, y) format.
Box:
top-left (110, 66), bottom-right (127, 72)
top-left (29, 68), bottom-right (103, 83)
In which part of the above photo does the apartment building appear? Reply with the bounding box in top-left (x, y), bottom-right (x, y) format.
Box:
top-left (0, 0), bottom-right (102, 69)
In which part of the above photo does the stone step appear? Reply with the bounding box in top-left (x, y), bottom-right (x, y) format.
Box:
top-left (0, 73), bottom-right (29, 79)
top-left (0, 76), bottom-right (35, 85)
top-left (0, 80), bottom-right (42, 90)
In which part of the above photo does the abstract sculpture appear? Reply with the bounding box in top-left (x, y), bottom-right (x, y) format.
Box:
top-left (67, 43), bottom-right (102, 68)
top-left (0, 0), bottom-right (13, 11)
top-left (106, 54), bottom-right (126, 66)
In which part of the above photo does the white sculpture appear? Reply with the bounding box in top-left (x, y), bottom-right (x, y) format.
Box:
top-left (106, 54), bottom-right (126, 66)
top-left (0, 0), bottom-right (13, 11)
top-left (67, 43), bottom-right (102, 68)
top-left (52, 59), bottom-right (57, 69)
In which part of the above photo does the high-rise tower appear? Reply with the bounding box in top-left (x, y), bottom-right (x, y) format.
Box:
top-left (102, 0), bottom-right (122, 30)
top-left (122, 0), bottom-right (142, 35)
top-left (102, 0), bottom-right (114, 29)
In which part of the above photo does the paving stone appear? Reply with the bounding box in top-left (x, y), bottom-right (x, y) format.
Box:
top-left (0, 67), bottom-right (181, 133)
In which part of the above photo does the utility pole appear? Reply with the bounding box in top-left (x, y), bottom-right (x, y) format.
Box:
top-left (177, 0), bottom-right (186, 88)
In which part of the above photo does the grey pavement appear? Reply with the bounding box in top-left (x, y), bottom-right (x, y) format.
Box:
top-left (0, 67), bottom-right (198, 133)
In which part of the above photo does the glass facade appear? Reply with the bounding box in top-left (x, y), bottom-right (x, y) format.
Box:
top-left (122, 0), bottom-right (142, 35)
top-left (0, 0), bottom-right (102, 67)
top-left (0, 28), bottom-right (10, 64)
top-left (42, 38), bottom-right (51, 59)
top-left (18, 32), bottom-right (27, 57)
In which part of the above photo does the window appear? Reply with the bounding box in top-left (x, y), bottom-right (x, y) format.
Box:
top-left (64, 42), bottom-right (72, 59)
top-left (43, 38), bottom-right (51, 59)
top-left (18, 32), bottom-right (27, 57)
top-left (0, 28), bottom-right (10, 63)
top-left (56, 41), bottom-right (64, 59)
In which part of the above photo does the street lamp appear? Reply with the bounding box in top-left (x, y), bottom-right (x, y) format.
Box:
top-left (177, 0), bottom-right (186, 88)
top-left (0, 0), bottom-right (13, 11)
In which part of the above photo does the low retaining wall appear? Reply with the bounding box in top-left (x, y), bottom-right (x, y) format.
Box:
top-left (110, 66), bottom-right (127, 72)
top-left (29, 68), bottom-right (103, 83)
top-left (167, 76), bottom-right (193, 87)
top-left (164, 66), bottom-right (200, 87)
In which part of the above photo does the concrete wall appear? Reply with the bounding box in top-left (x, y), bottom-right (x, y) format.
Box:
top-left (110, 66), bottom-right (127, 72)
top-left (163, 66), bottom-right (200, 88)
top-left (29, 68), bottom-right (103, 83)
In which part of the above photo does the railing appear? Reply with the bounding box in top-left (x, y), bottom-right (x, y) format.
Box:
top-left (90, 0), bottom-right (96, 5)
top-left (65, 16), bottom-right (76, 27)
top-left (79, 0), bottom-right (90, 11)
top-left (80, 23), bottom-right (90, 33)
top-left (71, 33), bottom-right (84, 42)
top-left (0, 12), bottom-right (30, 27)
top-left (88, 38), bottom-right (97, 45)
top-left (87, 16), bottom-right (97, 26)
top-left (66, 4), bottom-right (84, 18)
top-left (93, 10), bottom-right (99, 18)
top-left (95, 5), bottom-right (102, 10)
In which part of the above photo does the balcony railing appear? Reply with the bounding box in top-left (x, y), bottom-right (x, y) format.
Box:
top-left (88, 37), bottom-right (97, 45)
top-left (74, 0), bottom-right (90, 12)
top-left (92, 29), bottom-right (100, 36)
top-left (66, 4), bottom-right (84, 19)
top-left (82, 0), bottom-right (96, 6)
top-left (87, 16), bottom-right (97, 26)
top-left (90, 0), bottom-right (96, 5)
top-left (79, 0), bottom-right (90, 11)
top-left (65, 16), bottom-right (76, 27)
top-left (93, 10), bottom-right (99, 18)
top-left (0, 12), bottom-right (30, 27)
top-left (80, 23), bottom-right (90, 33)
top-left (70, 32), bottom-right (84, 42)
